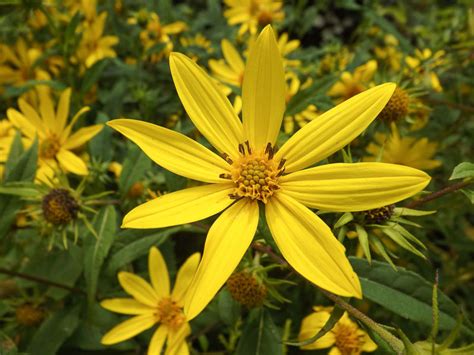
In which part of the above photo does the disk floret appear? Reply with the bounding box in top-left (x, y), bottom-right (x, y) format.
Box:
top-left (42, 188), bottom-right (79, 225)
top-left (333, 322), bottom-right (365, 354)
top-left (156, 297), bottom-right (185, 330)
top-left (364, 204), bottom-right (395, 224)
top-left (221, 142), bottom-right (285, 203)
top-left (39, 135), bottom-right (61, 159)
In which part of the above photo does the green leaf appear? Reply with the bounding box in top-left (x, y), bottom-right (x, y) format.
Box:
top-left (235, 308), bottom-right (282, 355)
top-left (20, 245), bottom-right (84, 300)
top-left (0, 138), bottom-right (38, 240)
top-left (285, 306), bottom-right (344, 347)
top-left (89, 112), bottom-right (113, 161)
top-left (81, 59), bottom-right (108, 94)
top-left (0, 184), bottom-right (38, 197)
top-left (28, 305), bottom-right (81, 355)
top-left (349, 258), bottom-right (474, 336)
top-left (461, 189), bottom-right (474, 203)
top-left (3, 131), bottom-right (23, 177)
top-left (449, 162), bottom-right (474, 180)
top-left (119, 143), bottom-right (152, 197)
top-left (105, 226), bottom-right (195, 276)
top-left (3, 80), bottom-right (66, 98)
top-left (84, 206), bottom-right (117, 305)
top-left (217, 289), bottom-right (241, 326)
top-left (356, 224), bottom-right (371, 263)
top-left (334, 212), bottom-right (353, 228)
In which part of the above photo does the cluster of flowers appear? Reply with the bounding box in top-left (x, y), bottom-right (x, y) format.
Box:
top-left (0, 1), bottom-right (472, 354)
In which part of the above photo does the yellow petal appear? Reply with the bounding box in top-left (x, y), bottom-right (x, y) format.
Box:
top-left (242, 25), bottom-right (285, 151)
top-left (281, 163), bottom-right (430, 212)
top-left (38, 87), bottom-right (57, 132)
top-left (56, 149), bottom-right (88, 175)
top-left (148, 325), bottom-right (168, 355)
top-left (62, 124), bottom-right (103, 149)
top-left (299, 311), bottom-right (336, 350)
top-left (172, 253), bottom-right (201, 305)
top-left (149, 247), bottom-right (170, 298)
top-left (122, 183), bottom-right (235, 229)
top-left (101, 314), bottom-right (156, 345)
top-left (184, 199), bottom-right (259, 321)
top-left (18, 99), bottom-right (46, 137)
top-left (100, 298), bottom-right (155, 315)
top-left (169, 52), bottom-right (244, 158)
top-left (56, 88), bottom-right (71, 134)
top-left (7, 109), bottom-right (38, 140)
top-left (166, 323), bottom-right (191, 355)
top-left (118, 272), bottom-right (159, 307)
top-left (108, 119), bottom-right (230, 184)
top-left (276, 83), bottom-right (396, 173)
top-left (265, 193), bottom-right (362, 297)
top-left (222, 39), bottom-right (245, 75)
top-left (60, 106), bottom-right (90, 141)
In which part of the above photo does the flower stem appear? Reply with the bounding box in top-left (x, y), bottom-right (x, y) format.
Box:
top-left (406, 180), bottom-right (471, 208)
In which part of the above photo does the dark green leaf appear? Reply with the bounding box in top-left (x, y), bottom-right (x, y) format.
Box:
top-left (81, 60), bottom-right (108, 94)
top-left (217, 289), bottom-right (241, 326)
top-left (119, 143), bottom-right (151, 196)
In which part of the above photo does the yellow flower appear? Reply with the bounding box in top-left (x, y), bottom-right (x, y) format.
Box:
top-left (7, 87), bottom-right (103, 180)
top-left (374, 34), bottom-right (402, 72)
top-left (277, 32), bottom-right (301, 67)
top-left (328, 60), bottom-right (378, 102)
top-left (405, 48), bottom-right (445, 92)
top-left (209, 39), bottom-right (245, 88)
top-left (0, 119), bottom-right (16, 178)
top-left (101, 247), bottom-right (200, 355)
top-left (224, 0), bottom-right (284, 36)
top-left (108, 26), bottom-right (430, 321)
top-left (299, 306), bottom-right (377, 354)
top-left (75, 12), bottom-right (119, 68)
top-left (364, 123), bottom-right (441, 171)
top-left (139, 13), bottom-right (187, 62)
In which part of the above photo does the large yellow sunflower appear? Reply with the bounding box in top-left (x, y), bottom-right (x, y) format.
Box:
top-left (7, 87), bottom-right (103, 181)
top-left (108, 26), bottom-right (430, 321)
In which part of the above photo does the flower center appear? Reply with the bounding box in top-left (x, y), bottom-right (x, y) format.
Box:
top-left (221, 142), bottom-right (285, 203)
top-left (334, 323), bottom-right (364, 355)
top-left (42, 188), bottom-right (79, 225)
top-left (364, 204), bottom-right (395, 224)
top-left (40, 136), bottom-right (61, 159)
top-left (226, 271), bottom-right (267, 308)
top-left (156, 297), bottom-right (185, 330)
top-left (378, 87), bottom-right (410, 122)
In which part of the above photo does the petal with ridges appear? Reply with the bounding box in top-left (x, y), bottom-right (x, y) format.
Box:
top-left (170, 52), bottom-right (244, 158)
top-left (62, 124), bottom-right (103, 149)
top-left (122, 183), bottom-right (235, 229)
top-left (38, 87), bottom-right (57, 132)
top-left (222, 39), bottom-right (245, 75)
top-left (56, 149), bottom-right (88, 175)
top-left (280, 163), bottom-right (430, 212)
top-left (147, 325), bottom-right (168, 355)
top-left (266, 193), bottom-right (362, 298)
top-left (167, 323), bottom-right (191, 354)
top-left (242, 25), bottom-right (285, 150)
top-left (118, 272), bottom-right (159, 307)
top-left (172, 253), bottom-right (201, 305)
top-left (100, 298), bottom-right (155, 315)
top-left (149, 247), bottom-right (170, 298)
top-left (184, 199), bottom-right (259, 321)
top-left (108, 119), bottom-right (230, 184)
top-left (101, 314), bottom-right (156, 345)
top-left (56, 88), bottom-right (71, 134)
top-left (276, 83), bottom-right (396, 172)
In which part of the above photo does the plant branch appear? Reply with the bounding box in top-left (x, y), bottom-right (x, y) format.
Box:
top-left (406, 180), bottom-right (471, 208)
top-left (0, 267), bottom-right (85, 295)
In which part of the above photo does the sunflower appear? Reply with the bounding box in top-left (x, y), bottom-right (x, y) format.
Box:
top-left (364, 123), bottom-right (441, 170)
top-left (7, 87), bottom-right (103, 181)
top-left (101, 247), bottom-right (200, 355)
top-left (299, 306), bottom-right (377, 354)
top-left (108, 26), bottom-right (430, 321)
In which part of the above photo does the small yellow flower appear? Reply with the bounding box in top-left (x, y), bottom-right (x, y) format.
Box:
top-left (405, 48), bottom-right (445, 92)
top-left (108, 26), bottom-right (430, 321)
top-left (328, 60), bottom-right (378, 102)
top-left (75, 12), bottom-right (119, 68)
top-left (299, 306), bottom-right (377, 354)
top-left (364, 123), bottom-right (441, 171)
top-left (374, 34), bottom-right (402, 72)
top-left (7, 88), bottom-right (103, 180)
top-left (224, 0), bottom-right (284, 36)
top-left (101, 247), bottom-right (200, 355)
top-left (0, 119), bottom-right (16, 178)
top-left (209, 39), bottom-right (246, 88)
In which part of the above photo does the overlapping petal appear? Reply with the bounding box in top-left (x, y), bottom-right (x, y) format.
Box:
top-left (108, 119), bottom-right (230, 183)
top-left (184, 199), bottom-right (259, 321)
top-left (242, 25), bottom-right (285, 150)
top-left (100, 298), bottom-right (155, 315)
top-left (101, 314), bottom-right (156, 345)
top-left (149, 247), bottom-right (170, 298)
top-left (62, 124), bottom-right (103, 150)
top-left (170, 52), bottom-right (244, 158)
top-left (265, 193), bottom-right (362, 298)
top-left (275, 83), bottom-right (396, 172)
top-left (118, 272), bottom-right (159, 307)
top-left (148, 325), bottom-right (168, 355)
top-left (122, 183), bottom-right (235, 229)
top-left (280, 163), bottom-right (430, 212)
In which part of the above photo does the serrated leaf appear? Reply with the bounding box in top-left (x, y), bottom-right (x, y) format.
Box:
top-left (449, 162), bottom-right (474, 180)
top-left (235, 308), bottom-right (282, 355)
top-left (27, 304), bottom-right (81, 355)
top-left (349, 258), bottom-right (473, 336)
top-left (84, 206), bottom-right (117, 305)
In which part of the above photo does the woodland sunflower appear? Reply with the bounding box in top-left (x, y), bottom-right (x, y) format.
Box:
top-left (101, 247), bottom-right (200, 355)
top-left (108, 26), bottom-right (430, 321)
top-left (7, 87), bottom-right (103, 181)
